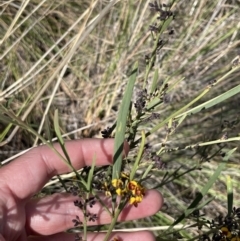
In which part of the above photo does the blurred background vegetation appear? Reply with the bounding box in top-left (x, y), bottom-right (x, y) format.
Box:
top-left (1, 0), bottom-right (240, 239)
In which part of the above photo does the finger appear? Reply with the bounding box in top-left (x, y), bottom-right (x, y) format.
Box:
top-left (0, 139), bottom-right (129, 200)
top-left (28, 231), bottom-right (156, 241)
top-left (0, 234), bottom-right (6, 241)
top-left (26, 190), bottom-right (163, 235)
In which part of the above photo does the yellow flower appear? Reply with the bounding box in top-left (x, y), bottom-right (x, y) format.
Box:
top-left (116, 187), bottom-right (126, 196)
top-left (127, 181), bottom-right (145, 194)
top-left (127, 180), bottom-right (137, 190)
top-left (221, 226), bottom-right (232, 239)
top-left (231, 237), bottom-right (240, 241)
top-left (127, 180), bottom-right (145, 207)
top-left (112, 179), bottom-right (126, 196)
top-left (102, 181), bottom-right (112, 196)
top-left (121, 172), bottom-right (130, 180)
top-left (129, 195), bottom-right (144, 207)
top-left (105, 190), bottom-right (112, 197)
top-left (112, 179), bottom-right (123, 188)
top-left (110, 178), bottom-right (146, 206)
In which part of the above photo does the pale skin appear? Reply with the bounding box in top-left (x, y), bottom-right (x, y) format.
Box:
top-left (0, 139), bottom-right (163, 241)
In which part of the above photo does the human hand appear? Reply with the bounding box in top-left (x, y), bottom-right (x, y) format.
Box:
top-left (0, 139), bottom-right (163, 241)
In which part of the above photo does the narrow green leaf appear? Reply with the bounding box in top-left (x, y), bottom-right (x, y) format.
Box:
top-left (87, 155), bottom-right (96, 192)
top-left (138, 67), bottom-right (240, 146)
top-left (0, 113), bottom-right (13, 125)
top-left (0, 106), bottom-right (77, 174)
top-left (150, 69), bottom-right (159, 94)
top-left (181, 197), bottom-right (214, 221)
top-left (166, 77), bottom-right (185, 93)
top-left (176, 83), bottom-right (240, 118)
top-left (142, 164), bottom-right (153, 180)
top-left (169, 148), bottom-right (236, 228)
top-left (44, 115), bottom-right (53, 145)
top-left (54, 110), bottom-right (78, 191)
top-left (53, 109), bottom-right (64, 145)
top-left (227, 175), bottom-right (233, 216)
top-left (176, 113), bottom-right (187, 127)
top-left (53, 110), bottom-right (88, 189)
top-left (0, 96), bottom-right (31, 141)
top-left (146, 96), bottom-right (162, 110)
top-left (158, 15), bottom-right (173, 36)
top-left (112, 62), bottom-right (138, 179)
top-left (168, 118), bottom-right (173, 129)
top-left (53, 110), bottom-right (71, 162)
top-left (130, 131), bottom-right (145, 180)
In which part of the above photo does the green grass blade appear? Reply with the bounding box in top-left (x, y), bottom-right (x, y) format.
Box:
top-left (112, 62), bottom-right (138, 179)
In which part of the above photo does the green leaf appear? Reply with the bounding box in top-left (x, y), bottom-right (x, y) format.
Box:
top-left (142, 163), bottom-right (153, 180)
top-left (112, 62), bottom-right (138, 179)
top-left (0, 106), bottom-right (78, 176)
top-left (227, 175), bottom-right (233, 216)
top-left (146, 96), bottom-right (162, 111)
top-left (53, 109), bottom-right (64, 146)
top-left (44, 115), bottom-right (53, 145)
top-left (169, 148), bottom-right (236, 228)
top-left (87, 155), bottom-right (96, 192)
top-left (150, 69), bottom-right (159, 94)
top-left (0, 95), bottom-right (32, 141)
top-left (53, 110), bottom-right (88, 189)
top-left (130, 131), bottom-right (145, 180)
top-left (158, 15), bottom-right (174, 36)
top-left (176, 80), bottom-right (240, 118)
top-left (54, 110), bottom-right (71, 163)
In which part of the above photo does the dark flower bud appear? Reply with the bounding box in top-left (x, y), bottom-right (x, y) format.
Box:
top-left (74, 200), bottom-right (84, 209)
top-left (101, 127), bottom-right (112, 138)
